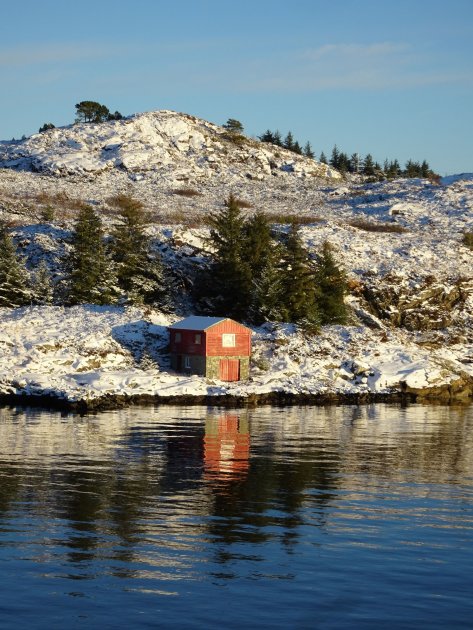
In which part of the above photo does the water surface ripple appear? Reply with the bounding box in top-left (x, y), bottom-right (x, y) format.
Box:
top-left (0, 404), bottom-right (472, 628)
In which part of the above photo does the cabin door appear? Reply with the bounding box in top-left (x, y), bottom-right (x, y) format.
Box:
top-left (219, 359), bottom-right (240, 381)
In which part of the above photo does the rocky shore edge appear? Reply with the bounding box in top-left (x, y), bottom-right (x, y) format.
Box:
top-left (1, 376), bottom-right (472, 414)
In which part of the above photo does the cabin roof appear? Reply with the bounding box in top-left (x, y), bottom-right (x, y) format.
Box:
top-left (169, 316), bottom-right (230, 331)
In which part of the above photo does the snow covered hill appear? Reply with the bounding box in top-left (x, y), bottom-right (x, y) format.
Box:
top-left (0, 109), bottom-right (472, 408)
top-left (0, 110), bottom-right (338, 183)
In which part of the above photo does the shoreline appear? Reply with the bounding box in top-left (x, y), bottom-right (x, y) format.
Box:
top-left (0, 386), bottom-right (470, 414)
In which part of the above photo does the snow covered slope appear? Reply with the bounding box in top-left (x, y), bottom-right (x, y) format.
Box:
top-left (0, 110), bottom-right (338, 183)
top-left (0, 109), bottom-right (472, 408)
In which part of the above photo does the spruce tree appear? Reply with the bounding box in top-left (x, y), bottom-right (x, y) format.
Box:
top-left (243, 212), bottom-right (273, 277)
top-left (0, 222), bottom-right (31, 307)
top-left (259, 130), bottom-right (275, 144)
top-left (110, 196), bottom-right (164, 304)
top-left (314, 241), bottom-right (349, 325)
top-left (319, 151), bottom-right (328, 164)
top-left (204, 194), bottom-right (252, 319)
top-left (363, 154), bottom-right (375, 176)
top-left (31, 260), bottom-right (54, 305)
top-left (250, 248), bottom-right (284, 324)
top-left (273, 130), bottom-right (283, 146)
top-left (293, 140), bottom-right (303, 155)
top-left (350, 153), bottom-right (360, 173)
top-left (65, 205), bottom-right (117, 305)
top-left (279, 223), bottom-right (319, 328)
top-left (329, 145), bottom-right (340, 169)
top-left (284, 131), bottom-right (295, 151)
top-left (303, 141), bottom-right (315, 158)
top-left (242, 212), bottom-right (283, 324)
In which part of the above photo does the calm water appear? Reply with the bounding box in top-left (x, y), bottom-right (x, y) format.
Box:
top-left (0, 404), bottom-right (472, 629)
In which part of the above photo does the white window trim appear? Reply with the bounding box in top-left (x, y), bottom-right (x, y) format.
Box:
top-left (184, 356), bottom-right (191, 369)
top-left (222, 333), bottom-right (236, 348)
top-left (194, 333), bottom-right (202, 344)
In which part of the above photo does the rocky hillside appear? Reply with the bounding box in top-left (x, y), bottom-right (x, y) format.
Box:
top-left (0, 110), bottom-right (338, 184)
top-left (0, 109), bottom-right (473, 406)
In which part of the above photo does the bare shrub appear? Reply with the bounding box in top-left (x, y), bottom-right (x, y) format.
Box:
top-left (107, 194), bottom-right (144, 211)
top-left (462, 231), bottom-right (473, 249)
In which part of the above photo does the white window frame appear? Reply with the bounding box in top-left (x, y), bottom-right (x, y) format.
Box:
top-left (194, 333), bottom-right (202, 344)
top-left (184, 356), bottom-right (191, 369)
top-left (222, 333), bottom-right (236, 348)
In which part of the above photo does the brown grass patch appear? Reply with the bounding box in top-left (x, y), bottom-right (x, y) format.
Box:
top-left (172, 188), bottom-right (202, 198)
top-left (347, 219), bottom-right (408, 233)
top-left (234, 198), bottom-right (253, 209)
top-left (264, 212), bottom-right (324, 225)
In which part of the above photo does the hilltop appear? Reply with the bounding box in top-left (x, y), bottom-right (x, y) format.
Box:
top-left (0, 109), bottom-right (338, 182)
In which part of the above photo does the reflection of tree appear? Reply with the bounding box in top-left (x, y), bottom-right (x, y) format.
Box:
top-left (208, 440), bottom-right (341, 552)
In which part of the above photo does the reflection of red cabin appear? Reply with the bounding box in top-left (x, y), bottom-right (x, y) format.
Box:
top-left (204, 414), bottom-right (250, 478)
top-left (168, 316), bottom-right (251, 381)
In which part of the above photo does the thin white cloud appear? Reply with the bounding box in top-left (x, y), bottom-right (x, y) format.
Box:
top-left (230, 41), bottom-right (473, 92)
top-left (0, 43), bottom-right (122, 67)
top-left (300, 42), bottom-right (410, 61)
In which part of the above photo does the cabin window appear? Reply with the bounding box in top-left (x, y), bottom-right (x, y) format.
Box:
top-left (194, 333), bottom-right (202, 344)
top-left (184, 356), bottom-right (191, 369)
top-left (175, 332), bottom-right (182, 343)
top-left (222, 333), bottom-right (236, 347)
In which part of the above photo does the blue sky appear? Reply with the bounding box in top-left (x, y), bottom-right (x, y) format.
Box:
top-left (2, 0), bottom-right (472, 174)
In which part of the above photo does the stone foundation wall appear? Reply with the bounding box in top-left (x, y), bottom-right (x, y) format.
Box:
top-left (205, 356), bottom-right (250, 380)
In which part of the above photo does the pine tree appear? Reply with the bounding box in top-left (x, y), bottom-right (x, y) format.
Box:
top-left (242, 212), bottom-right (273, 277)
top-left (110, 196), bottom-right (164, 304)
top-left (31, 260), bottom-right (54, 305)
top-left (292, 140), bottom-right (303, 155)
top-left (273, 130), bottom-right (283, 146)
top-left (319, 151), bottom-right (328, 164)
top-left (363, 153), bottom-right (375, 176)
top-left (329, 145), bottom-right (340, 169)
top-left (65, 205), bottom-right (118, 305)
top-left (421, 160), bottom-right (431, 178)
top-left (404, 159), bottom-right (425, 178)
top-left (250, 247), bottom-right (285, 324)
top-left (303, 141), bottom-right (315, 158)
top-left (259, 130), bottom-right (275, 143)
top-left (0, 222), bottom-right (31, 307)
top-left (204, 194), bottom-right (252, 318)
top-left (279, 223), bottom-right (319, 328)
top-left (223, 118), bottom-right (244, 134)
top-left (314, 241), bottom-right (349, 325)
top-left (284, 131), bottom-right (295, 151)
top-left (241, 212), bottom-right (283, 324)
top-left (350, 153), bottom-right (360, 173)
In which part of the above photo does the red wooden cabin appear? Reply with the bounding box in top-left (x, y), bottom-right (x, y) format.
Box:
top-left (168, 316), bottom-right (251, 381)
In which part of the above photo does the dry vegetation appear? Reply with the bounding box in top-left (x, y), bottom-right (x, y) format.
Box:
top-left (172, 188), bottom-right (202, 198)
top-left (347, 219), bottom-right (408, 233)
